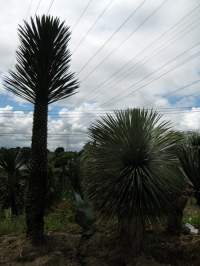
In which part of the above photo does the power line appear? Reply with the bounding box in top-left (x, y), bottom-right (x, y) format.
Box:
top-left (105, 16), bottom-right (200, 88)
top-left (160, 110), bottom-right (200, 115)
top-left (102, 50), bottom-right (200, 107)
top-left (1, 107), bottom-right (200, 124)
top-left (143, 79), bottom-right (200, 109)
top-left (77, 0), bottom-right (146, 74)
top-left (25, 0), bottom-right (34, 20)
top-left (80, 0), bottom-right (167, 81)
top-left (86, 4), bottom-right (200, 100)
top-left (176, 90), bottom-right (200, 101)
top-left (0, 112), bottom-right (108, 118)
top-left (2, 104), bottom-right (200, 116)
top-left (35, 0), bottom-right (43, 14)
top-left (0, 0), bottom-right (38, 108)
top-left (73, 0), bottom-right (115, 54)
top-left (1, 106), bottom-right (200, 117)
top-left (0, 132), bottom-right (87, 136)
top-left (100, 42), bottom-right (200, 107)
top-left (47, 0), bottom-right (55, 14)
top-left (162, 79), bottom-right (200, 99)
top-left (71, 0), bottom-right (94, 31)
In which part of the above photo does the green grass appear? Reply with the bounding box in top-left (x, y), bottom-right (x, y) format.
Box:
top-left (184, 215), bottom-right (200, 228)
top-left (0, 197), bottom-right (198, 236)
top-left (183, 211), bottom-right (200, 228)
top-left (0, 200), bottom-right (76, 235)
top-left (0, 211), bottom-right (25, 235)
top-left (45, 205), bottom-right (75, 232)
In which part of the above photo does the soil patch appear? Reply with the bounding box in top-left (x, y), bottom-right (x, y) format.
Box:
top-left (0, 230), bottom-right (199, 266)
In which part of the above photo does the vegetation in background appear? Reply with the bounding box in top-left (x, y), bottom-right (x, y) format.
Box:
top-left (0, 147), bottom-right (92, 235)
top-left (0, 148), bottom-right (26, 216)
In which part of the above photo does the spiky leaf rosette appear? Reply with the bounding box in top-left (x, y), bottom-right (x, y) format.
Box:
top-left (178, 133), bottom-right (200, 191)
top-left (0, 148), bottom-right (26, 174)
top-left (4, 15), bottom-right (79, 104)
top-left (84, 109), bottom-right (182, 225)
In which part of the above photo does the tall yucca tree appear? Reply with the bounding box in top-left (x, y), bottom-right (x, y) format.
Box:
top-left (84, 109), bottom-right (182, 254)
top-left (4, 15), bottom-right (79, 243)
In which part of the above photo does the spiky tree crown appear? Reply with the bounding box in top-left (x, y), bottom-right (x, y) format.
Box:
top-left (0, 148), bottom-right (25, 174)
top-left (4, 15), bottom-right (79, 104)
top-left (84, 109), bottom-right (183, 223)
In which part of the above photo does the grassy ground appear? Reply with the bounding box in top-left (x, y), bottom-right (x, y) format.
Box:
top-left (0, 199), bottom-right (200, 265)
top-left (0, 199), bottom-right (77, 236)
top-left (1, 198), bottom-right (199, 236)
top-left (0, 227), bottom-right (200, 265)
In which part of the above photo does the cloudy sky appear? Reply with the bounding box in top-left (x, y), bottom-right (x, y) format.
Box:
top-left (0, 0), bottom-right (200, 150)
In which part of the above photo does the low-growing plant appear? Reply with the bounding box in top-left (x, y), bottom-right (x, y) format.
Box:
top-left (0, 211), bottom-right (25, 235)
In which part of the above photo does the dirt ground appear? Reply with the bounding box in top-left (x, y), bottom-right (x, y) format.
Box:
top-left (0, 227), bottom-right (200, 266)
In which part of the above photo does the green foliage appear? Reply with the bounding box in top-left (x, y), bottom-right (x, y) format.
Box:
top-left (184, 214), bottom-right (200, 228)
top-left (0, 197), bottom-right (92, 235)
top-left (53, 151), bottom-right (82, 195)
top-left (84, 109), bottom-right (183, 225)
top-left (0, 200), bottom-right (75, 235)
top-left (45, 200), bottom-right (75, 232)
top-left (178, 133), bottom-right (200, 204)
top-left (0, 211), bottom-right (25, 235)
top-left (54, 147), bottom-right (65, 156)
top-left (0, 148), bottom-right (26, 215)
top-left (183, 198), bottom-right (200, 228)
top-left (0, 148), bottom-right (26, 174)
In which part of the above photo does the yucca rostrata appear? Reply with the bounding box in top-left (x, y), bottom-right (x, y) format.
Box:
top-left (84, 108), bottom-right (182, 254)
top-left (4, 15), bottom-right (79, 243)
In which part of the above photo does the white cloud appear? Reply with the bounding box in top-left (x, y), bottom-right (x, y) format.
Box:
top-left (0, 104), bottom-right (91, 151)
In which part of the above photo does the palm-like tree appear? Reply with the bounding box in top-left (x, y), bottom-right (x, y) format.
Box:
top-left (0, 148), bottom-right (25, 216)
top-left (178, 133), bottom-right (200, 205)
top-left (84, 109), bottom-right (182, 254)
top-left (4, 16), bottom-right (78, 243)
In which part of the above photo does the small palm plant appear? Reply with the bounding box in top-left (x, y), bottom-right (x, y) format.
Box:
top-left (178, 133), bottom-right (200, 205)
top-left (0, 148), bottom-right (25, 216)
top-left (4, 15), bottom-right (79, 243)
top-left (84, 108), bottom-right (182, 254)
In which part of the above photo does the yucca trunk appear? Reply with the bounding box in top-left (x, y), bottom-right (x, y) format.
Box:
top-left (167, 209), bottom-right (183, 234)
top-left (195, 191), bottom-right (200, 206)
top-left (120, 217), bottom-right (144, 256)
top-left (10, 192), bottom-right (18, 217)
top-left (8, 173), bottom-right (19, 217)
top-left (167, 187), bottom-right (191, 234)
top-left (26, 101), bottom-right (48, 243)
